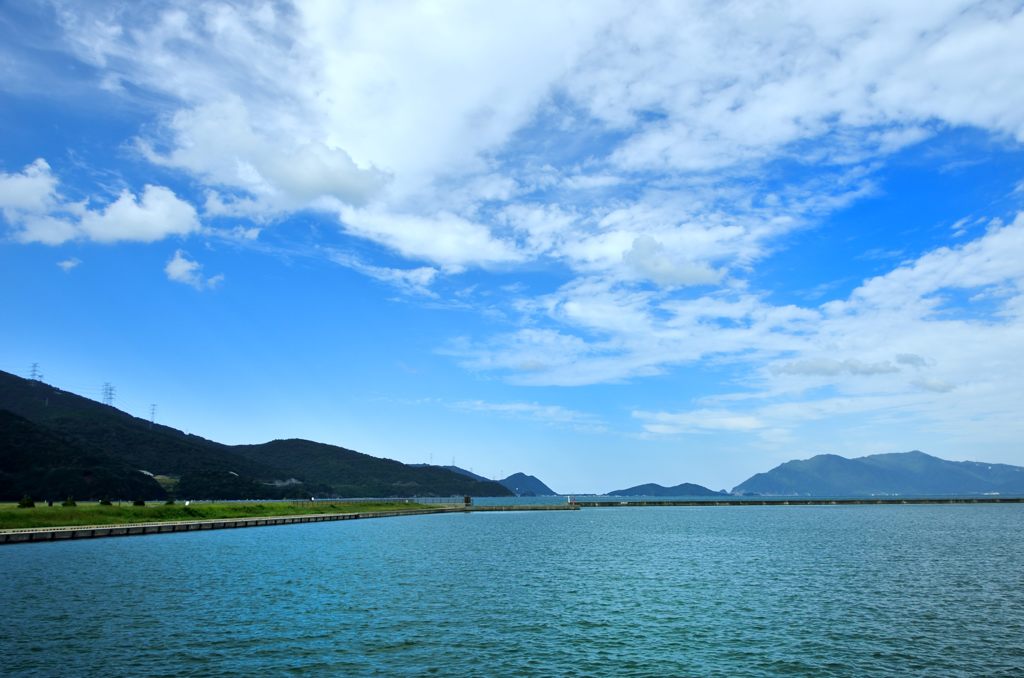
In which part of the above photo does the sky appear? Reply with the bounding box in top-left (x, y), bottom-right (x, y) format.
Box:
top-left (2, 1), bottom-right (1024, 494)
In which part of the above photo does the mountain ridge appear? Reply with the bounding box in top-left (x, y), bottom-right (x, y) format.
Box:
top-left (426, 466), bottom-right (559, 496)
top-left (732, 450), bottom-right (1024, 496)
top-left (499, 472), bottom-right (557, 496)
top-left (608, 482), bottom-right (725, 497)
top-left (0, 370), bottom-right (512, 500)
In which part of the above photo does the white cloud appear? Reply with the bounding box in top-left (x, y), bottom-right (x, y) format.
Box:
top-left (568, 2), bottom-right (1024, 172)
top-left (15, 214), bottom-right (81, 246)
top-left (622, 235), bottom-right (724, 287)
top-left (0, 158), bottom-right (198, 245)
top-left (621, 213), bottom-right (1024, 448)
top-left (3, 1), bottom-right (1022, 473)
top-left (453, 210), bottom-right (1024, 456)
top-left (19, 0), bottom-right (1019, 299)
top-left (0, 158), bottom-right (59, 212)
top-left (79, 185), bottom-right (199, 243)
top-left (0, 159), bottom-right (78, 245)
top-left (164, 250), bottom-right (223, 290)
top-left (339, 207), bottom-right (523, 271)
top-left (141, 97), bottom-right (388, 215)
top-left (57, 257), bottom-right (81, 272)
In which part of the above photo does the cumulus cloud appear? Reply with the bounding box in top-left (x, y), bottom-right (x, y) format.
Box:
top-left (57, 258), bottom-right (81, 272)
top-left (0, 158), bottom-right (59, 213)
top-left (141, 97), bottom-right (389, 215)
top-left (0, 159), bottom-right (198, 245)
top-left (164, 250), bottom-right (223, 290)
top-left (79, 185), bottom-right (199, 243)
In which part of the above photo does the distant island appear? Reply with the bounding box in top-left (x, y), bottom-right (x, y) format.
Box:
top-left (0, 370), bottom-right (512, 501)
top-left (732, 451), bottom-right (1024, 497)
top-left (608, 482), bottom-right (726, 497)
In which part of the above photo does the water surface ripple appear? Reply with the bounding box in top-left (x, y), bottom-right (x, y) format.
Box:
top-left (3, 505), bottom-right (1023, 676)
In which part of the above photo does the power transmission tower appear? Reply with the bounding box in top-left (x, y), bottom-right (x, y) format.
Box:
top-left (29, 363), bottom-right (42, 381)
top-left (102, 382), bottom-right (116, 406)
top-left (149, 404), bottom-right (157, 429)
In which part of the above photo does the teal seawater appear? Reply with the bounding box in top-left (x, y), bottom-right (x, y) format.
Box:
top-left (3, 505), bottom-right (1023, 676)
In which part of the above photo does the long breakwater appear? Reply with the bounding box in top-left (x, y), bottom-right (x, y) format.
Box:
top-left (572, 497), bottom-right (1024, 507)
top-left (0, 504), bottom-right (577, 545)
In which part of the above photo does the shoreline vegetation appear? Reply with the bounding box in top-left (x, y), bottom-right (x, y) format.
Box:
top-left (0, 501), bottom-right (432, 531)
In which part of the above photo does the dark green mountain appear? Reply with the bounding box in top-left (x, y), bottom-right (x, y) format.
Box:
top-left (732, 450), bottom-right (1024, 496)
top-left (0, 370), bottom-right (511, 500)
top-left (410, 464), bottom-right (491, 483)
top-left (499, 472), bottom-right (557, 496)
top-left (608, 482), bottom-right (725, 497)
top-left (0, 410), bottom-right (166, 501)
top-left (233, 442), bottom-right (510, 498)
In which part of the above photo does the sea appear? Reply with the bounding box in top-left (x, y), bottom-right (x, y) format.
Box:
top-left (2, 502), bottom-right (1022, 676)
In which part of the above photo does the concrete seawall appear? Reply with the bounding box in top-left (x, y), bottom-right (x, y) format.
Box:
top-left (0, 504), bottom-right (577, 545)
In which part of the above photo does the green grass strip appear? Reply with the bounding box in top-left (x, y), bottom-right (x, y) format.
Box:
top-left (0, 501), bottom-right (434, 530)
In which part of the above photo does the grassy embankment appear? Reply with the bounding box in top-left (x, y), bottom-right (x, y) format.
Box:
top-left (0, 501), bottom-right (434, 530)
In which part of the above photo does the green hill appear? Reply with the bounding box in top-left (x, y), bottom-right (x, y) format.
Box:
top-left (499, 472), bottom-right (558, 496)
top-left (0, 410), bottom-right (166, 502)
top-left (607, 482), bottom-right (724, 497)
top-left (232, 440), bottom-right (511, 498)
top-left (0, 370), bottom-right (511, 500)
top-left (732, 450), bottom-right (1024, 496)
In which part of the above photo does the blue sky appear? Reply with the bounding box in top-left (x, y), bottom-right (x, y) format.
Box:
top-left (2, 1), bottom-right (1024, 493)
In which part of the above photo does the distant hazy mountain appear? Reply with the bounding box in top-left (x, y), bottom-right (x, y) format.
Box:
top-left (733, 451), bottom-right (1024, 496)
top-left (499, 472), bottom-right (557, 496)
top-left (608, 482), bottom-right (725, 497)
top-left (0, 370), bottom-right (512, 500)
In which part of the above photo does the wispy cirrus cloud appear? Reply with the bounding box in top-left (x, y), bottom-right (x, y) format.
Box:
top-left (453, 399), bottom-right (606, 433)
